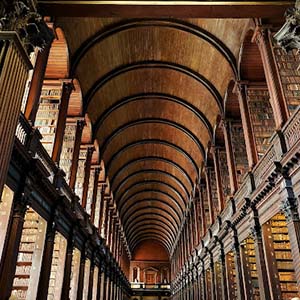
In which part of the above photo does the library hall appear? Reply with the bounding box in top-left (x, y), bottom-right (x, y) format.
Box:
top-left (1, 0), bottom-right (300, 299)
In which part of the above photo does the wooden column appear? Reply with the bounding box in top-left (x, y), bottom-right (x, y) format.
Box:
top-left (99, 185), bottom-right (107, 234)
top-left (253, 27), bottom-right (289, 128)
top-left (24, 45), bottom-right (51, 124)
top-left (235, 83), bottom-right (258, 168)
top-left (222, 120), bottom-right (238, 194)
top-left (0, 33), bottom-right (32, 198)
top-left (0, 194), bottom-right (28, 300)
top-left (69, 120), bottom-right (85, 189)
top-left (52, 81), bottom-right (74, 163)
top-left (87, 260), bottom-right (95, 300)
top-left (205, 167), bottom-right (215, 224)
top-left (199, 183), bottom-right (207, 237)
top-left (239, 244), bottom-right (252, 300)
top-left (218, 244), bottom-right (228, 300)
top-left (36, 219), bottom-right (56, 300)
top-left (100, 263), bottom-right (107, 300)
top-left (60, 234), bottom-right (74, 300)
top-left (82, 146), bottom-right (95, 209)
top-left (96, 263), bottom-right (103, 300)
top-left (248, 209), bottom-right (272, 300)
top-left (261, 222), bottom-right (281, 300)
top-left (210, 255), bottom-right (216, 300)
top-left (91, 168), bottom-right (101, 223)
top-left (282, 176), bottom-right (300, 285)
top-left (76, 252), bottom-right (86, 300)
top-left (231, 230), bottom-right (245, 300)
top-left (212, 147), bottom-right (225, 211)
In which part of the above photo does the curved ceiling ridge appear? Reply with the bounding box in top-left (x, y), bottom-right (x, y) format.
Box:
top-left (131, 237), bottom-right (171, 254)
top-left (119, 189), bottom-right (184, 219)
top-left (131, 234), bottom-right (172, 252)
top-left (127, 225), bottom-right (175, 245)
top-left (70, 18), bottom-right (237, 78)
top-left (126, 217), bottom-right (177, 239)
top-left (106, 139), bottom-right (198, 177)
top-left (98, 118), bottom-right (205, 160)
top-left (109, 156), bottom-right (194, 189)
top-left (127, 212), bottom-right (179, 234)
top-left (125, 212), bottom-right (180, 233)
top-left (85, 61), bottom-right (223, 113)
top-left (123, 206), bottom-right (180, 230)
top-left (94, 92), bottom-right (214, 135)
top-left (117, 181), bottom-right (186, 210)
top-left (113, 169), bottom-right (189, 198)
top-left (130, 231), bottom-right (173, 251)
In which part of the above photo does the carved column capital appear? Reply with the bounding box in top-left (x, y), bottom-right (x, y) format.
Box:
top-left (282, 197), bottom-right (300, 222)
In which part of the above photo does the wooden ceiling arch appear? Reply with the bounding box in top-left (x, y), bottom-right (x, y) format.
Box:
top-left (131, 235), bottom-right (172, 254)
top-left (126, 217), bottom-right (178, 242)
top-left (94, 92), bottom-right (214, 135)
top-left (70, 18), bottom-right (237, 78)
top-left (99, 118), bottom-right (205, 160)
top-left (117, 182), bottom-right (186, 211)
top-left (125, 212), bottom-right (179, 235)
top-left (120, 191), bottom-right (183, 221)
top-left (84, 61), bottom-right (224, 113)
top-left (123, 207), bottom-right (180, 231)
top-left (113, 169), bottom-right (189, 199)
top-left (105, 138), bottom-right (198, 177)
top-left (49, 13), bottom-right (259, 254)
top-left (130, 231), bottom-right (173, 253)
top-left (127, 225), bottom-right (176, 248)
top-left (110, 157), bottom-right (193, 193)
top-left (109, 156), bottom-right (194, 193)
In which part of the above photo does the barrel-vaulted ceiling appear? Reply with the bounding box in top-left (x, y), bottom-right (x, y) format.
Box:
top-left (56, 16), bottom-right (251, 254)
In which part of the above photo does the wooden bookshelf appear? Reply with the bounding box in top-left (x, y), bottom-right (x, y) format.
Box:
top-left (219, 149), bottom-right (230, 199)
top-left (206, 268), bottom-right (212, 299)
top-left (74, 148), bottom-right (88, 203)
top-left (230, 122), bottom-right (248, 186)
top-left (93, 185), bottom-right (102, 228)
top-left (269, 214), bottom-right (300, 300)
top-left (47, 233), bottom-right (67, 300)
top-left (82, 259), bottom-right (91, 300)
top-left (60, 121), bottom-right (77, 184)
top-left (246, 88), bottom-right (276, 158)
top-left (225, 251), bottom-right (238, 300)
top-left (0, 185), bottom-right (14, 259)
top-left (242, 237), bottom-right (260, 300)
top-left (86, 168), bottom-right (95, 215)
top-left (12, 209), bottom-right (47, 300)
top-left (273, 47), bottom-right (300, 114)
top-left (35, 82), bottom-right (63, 156)
top-left (70, 248), bottom-right (81, 300)
top-left (209, 168), bottom-right (219, 216)
top-left (214, 261), bottom-right (223, 299)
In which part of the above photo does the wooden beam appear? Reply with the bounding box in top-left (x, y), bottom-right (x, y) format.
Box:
top-left (38, 1), bottom-right (293, 18)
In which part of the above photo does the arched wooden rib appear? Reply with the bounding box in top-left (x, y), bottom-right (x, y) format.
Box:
top-left (94, 93), bottom-right (213, 136)
top-left (71, 18), bottom-right (237, 79)
top-left (131, 235), bottom-right (171, 254)
top-left (85, 61), bottom-right (223, 113)
top-left (106, 139), bottom-right (198, 177)
top-left (120, 197), bottom-right (183, 224)
top-left (117, 181), bottom-right (186, 211)
top-left (129, 230), bottom-right (173, 252)
top-left (119, 189), bottom-right (184, 220)
top-left (127, 223), bottom-right (176, 245)
top-left (99, 118), bottom-right (205, 161)
top-left (123, 207), bottom-right (180, 231)
top-left (126, 217), bottom-right (177, 242)
top-left (113, 169), bottom-right (189, 200)
top-left (110, 156), bottom-right (193, 190)
top-left (124, 212), bottom-right (179, 234)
